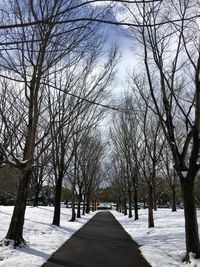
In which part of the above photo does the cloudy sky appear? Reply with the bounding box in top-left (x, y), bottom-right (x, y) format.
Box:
top-left (94, 3), bottom-right (143, 98)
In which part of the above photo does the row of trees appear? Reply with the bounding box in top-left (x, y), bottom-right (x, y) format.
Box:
top-left (109, 93), bottom-right (177, 223)
top-left (0, 0), bottom-right (117, 246)
top-left (107, 0), bottom-right (200, 261)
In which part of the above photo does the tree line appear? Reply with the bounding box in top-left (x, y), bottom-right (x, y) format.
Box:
top-left (0, 0), bottom-right (118, 246)
top-left (107, 0), bottom-right (200, 261)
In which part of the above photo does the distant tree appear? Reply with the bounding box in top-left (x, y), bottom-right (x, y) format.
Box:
top-left (110, 94), bottom-right (141, 219)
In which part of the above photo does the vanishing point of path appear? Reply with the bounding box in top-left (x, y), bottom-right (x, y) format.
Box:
top-left (43, 211), bottom-right (151, 267)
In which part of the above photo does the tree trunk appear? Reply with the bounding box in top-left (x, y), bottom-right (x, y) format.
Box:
top-left (116, 198), bottom-right (120, 212)
top-left (123, 200), bottom-right (127, 216)
top-left (82, 193), bottom-right (85, 215)
top-left (181, 178), bottom-right (200, 259)
top-left (171, 183), bottom-right (177, 212)
top-left (77, 192), bottom-right (82, 218)
top-left (5, 169), bottom-right (31, 246)
top-left (128, 189), bottom-right (132, 218)
top-left (86, 200), bottom-right (90, 214)
top-left (52, 173), bottom-right (63, 226)
top-left (148, 183), bottom-right (154, 228)
top-left (119, 203), bottom-right (122, 213)
top-left (116, 201), bottom-right (119, 211)
top-left (143, 195), bottom-right (146, 209)
top-left (86, 193), bottom-right (91, 214)
top-left (134, 187), bottom-right (139, 220)
top-left (33, 183), bottom-right (40, 207)
top-left (77, 201), bottom-right (81, 218)
top-left (77, 190), bottom-right (82, 218)
top-left (70, 149), bottom-right (77, 222)
top-left (70, 189), bottom-right (76, 222)
top-left (153, 183), bottom-right (157, 211)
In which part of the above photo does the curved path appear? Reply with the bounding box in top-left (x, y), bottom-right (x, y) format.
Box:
top-left (42, 211), bottom-right (151, 267)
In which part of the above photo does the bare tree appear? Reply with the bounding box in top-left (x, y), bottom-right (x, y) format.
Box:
top-left (0, 0), bottom-right (114, 245)
top-left (129, 0), bottom-right (200, 259)
top-left (110, 94), bottom-right (141, 219)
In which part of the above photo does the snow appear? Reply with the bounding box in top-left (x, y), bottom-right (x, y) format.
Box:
top-left (0, 206), bottom-right (95, 267)
top-left (7, 159), bottom-right (16, 166)
top-left (181, 171), bottom-right (188, 178)
top-left (1, 206), bottom-right (200, 267)
top-left (0, 164), bottom-right (6, 167)
top-left (112, 209), bottom-right (200, 267)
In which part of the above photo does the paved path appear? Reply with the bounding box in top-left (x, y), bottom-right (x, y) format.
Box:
top-left (42, 211), bottom-right (151, 267)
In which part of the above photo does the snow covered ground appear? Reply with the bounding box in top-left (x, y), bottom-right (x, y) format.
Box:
top-left (0, 206), bottom-right (95, 267)
top-left (1, 206), bottom-right (200, 267)
top-left (112, 209), bottom-right (200, 267)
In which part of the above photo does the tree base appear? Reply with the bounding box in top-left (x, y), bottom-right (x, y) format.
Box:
top-left (69, 219), bottom-right (76, 222)
top-left (182, 252), bottom-right (200, 263)
top-left (0, 237), bottom-right (26, 248)
top-left (182, 253), bottom-right (189, 263)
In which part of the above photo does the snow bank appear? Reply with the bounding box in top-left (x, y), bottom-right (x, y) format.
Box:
top-left (0, 206), bottom-right (95, 267)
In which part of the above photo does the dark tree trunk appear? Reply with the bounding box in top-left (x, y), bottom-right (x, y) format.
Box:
top-left (128, 189), bottom-right (132, 218)
top-left (52, 173), bottom-right (63, 226)
top-left (86, 193), bottom-right (91, 214)
top-left (119, 203), bottom-right (122, 213)
top-left (77, 192), bottom-right (82, 218)
top-left (5, 169), bottom-right (31, 246)
top-left (143, 195), bottom-right (147, 209)
top-left (77, 190), bottom-right (82, 218)
top-left (116, 201), bottom-right (119, 211)
top-left (123, 200), bottom-right (127, 216)
top-left (86, 199), bottom-right (90, 214)
top-left (148, 183), bottom-right (154, 228)
top-left (70, 189), bottom-right (76, 222)
top-left (171, 183), bottom-right (177, 212)
top-left (134, 187), bottom-right (139, 220)
top-left (77, 201), bottom-right (81, 218)
top-left (33, 183), bottom-right (40, 207)
top-left (181, 178), bottom-right (200, 259)
top-left (153, 183), bottom-right (157, 211)
top-left (70, 149), bottom-right (77, 222)
top-left (82, 193), bottom-right (85, 215)
top-left (116, 198), bottom-right (120, 212)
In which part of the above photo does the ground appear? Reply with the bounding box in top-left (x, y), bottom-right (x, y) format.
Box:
top-left (0, 207), bottom-right (200, 266)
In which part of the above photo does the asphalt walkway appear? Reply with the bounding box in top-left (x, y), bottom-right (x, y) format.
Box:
top-left (42, 211), bottom-right (151, 267)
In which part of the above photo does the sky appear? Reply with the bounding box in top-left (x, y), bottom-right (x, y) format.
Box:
top-left (90, 2), bottom-right (140, 97)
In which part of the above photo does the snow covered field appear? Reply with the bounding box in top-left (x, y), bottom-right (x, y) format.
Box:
top-left (112, 209), bottom-right (200, 267)
top-left (1, 207), bottom-right (200, 267)
top-left (0, 206), bottom-right (95, 267)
